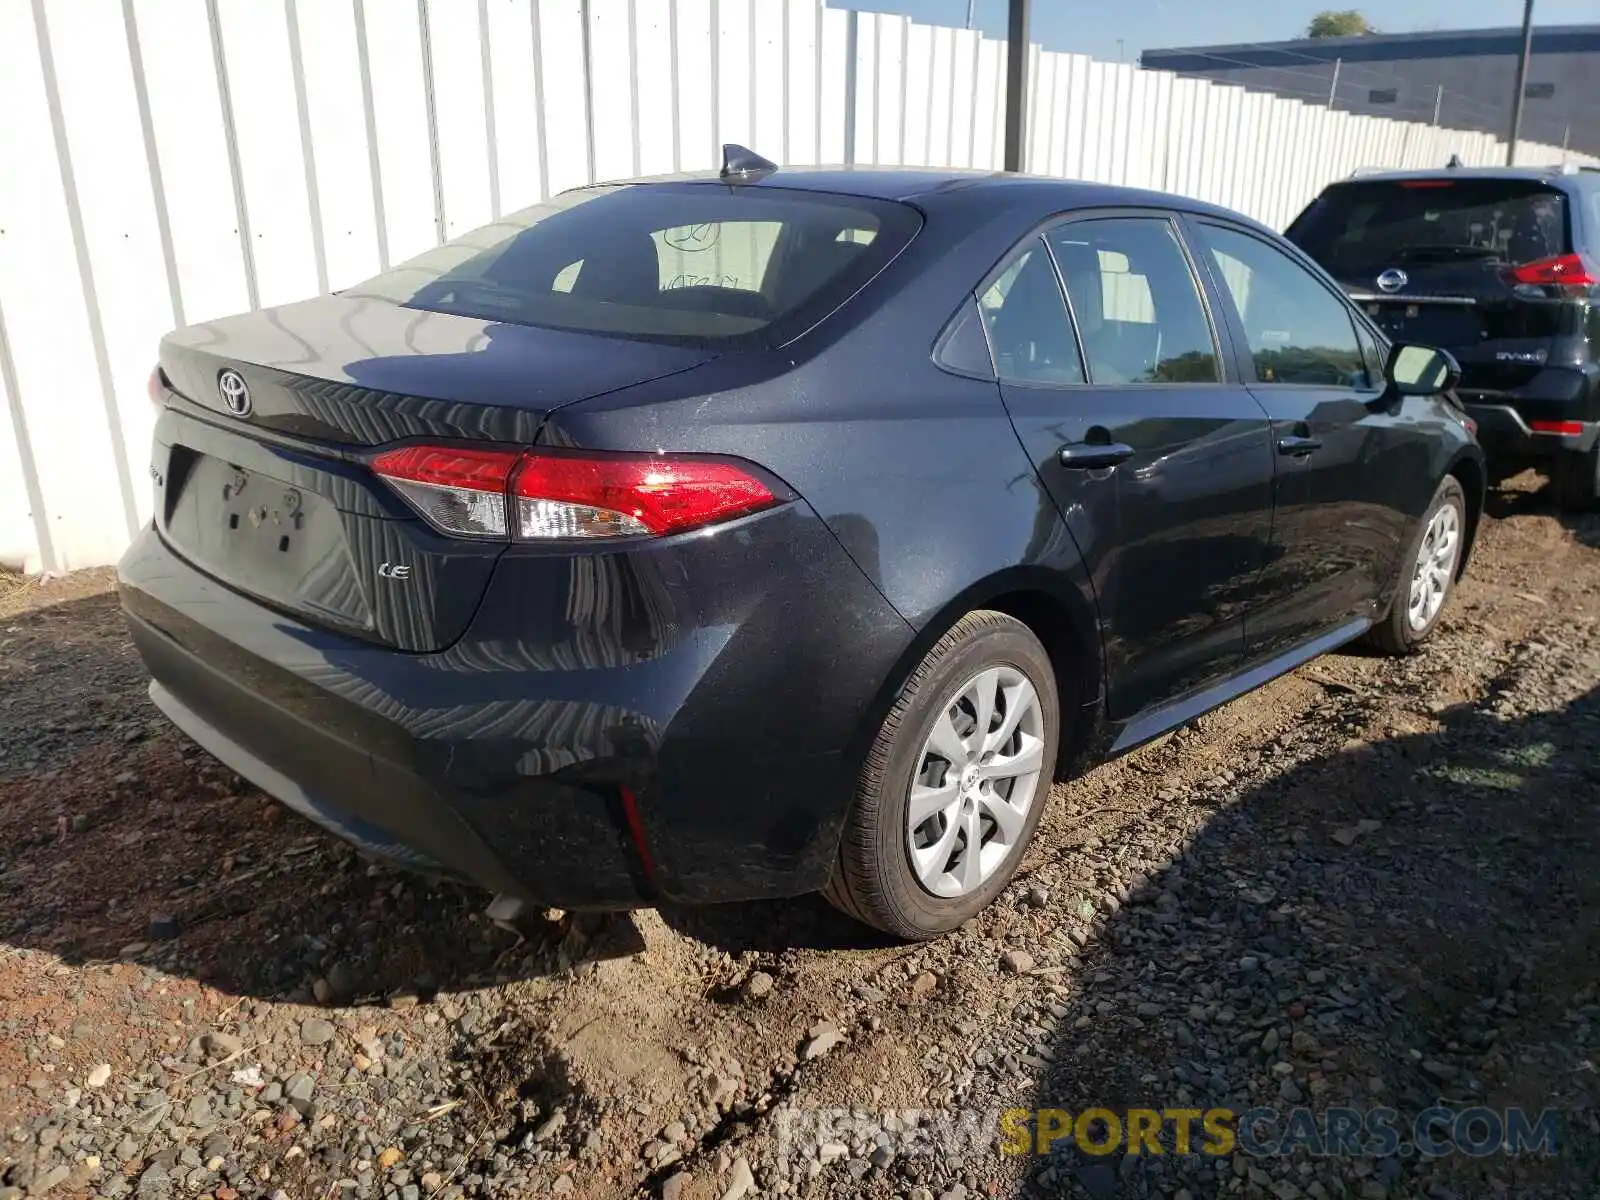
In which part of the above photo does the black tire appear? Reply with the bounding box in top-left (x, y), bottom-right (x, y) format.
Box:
top-left (825, 610), bottom-right (1060, 940)
top-left (1553, 447), bottom-right (1600, 511)
top-left (1366, 475), bottom-right (1467, 656)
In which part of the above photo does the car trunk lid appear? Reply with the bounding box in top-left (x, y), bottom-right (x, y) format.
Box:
top-left (159, 294), bottom-right (715, 444)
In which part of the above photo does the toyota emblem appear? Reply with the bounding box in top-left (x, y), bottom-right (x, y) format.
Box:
top-left (1375, 268), bottom-right (1408, 293)
top-left (218, 369), bottom-right (252, 416)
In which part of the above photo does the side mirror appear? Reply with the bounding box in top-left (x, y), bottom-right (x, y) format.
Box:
top-left (1385, 342), bottom-right (1461, 396)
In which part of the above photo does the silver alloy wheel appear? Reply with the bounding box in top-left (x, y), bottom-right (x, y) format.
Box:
top-left (906, 665), bottom-right (1046, 899)
top-left (1407, 500), bottom-right (1461, 633)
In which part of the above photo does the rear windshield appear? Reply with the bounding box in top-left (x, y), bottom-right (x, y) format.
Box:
top-left (346, 184), bottom-right (920, 348)
top-left (1288, 179), bottom-right (1570, 273)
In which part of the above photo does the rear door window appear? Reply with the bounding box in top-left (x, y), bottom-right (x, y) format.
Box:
top-left (978, 241), bottom-right (1085, 385)
top-left (348, 185), bottom-right (920, 348)
top-left (1045, 217), bottom-right (1220, 384)
top-left (1288, 179), bottom-right (1571, 273)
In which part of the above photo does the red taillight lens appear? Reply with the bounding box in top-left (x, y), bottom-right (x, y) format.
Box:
top-left (371, 445), bottom-right (521, 538)
top-left (1507, 253), bottom-right (1599, 287)
top-left (1531, 419), bottom-right (1585, 436)
top-left (512, 453), bottom-right (777, 539)
top-left (371, 445), bottom-right (779, 540)
top-left (148, 364), bottom-right (168, 408)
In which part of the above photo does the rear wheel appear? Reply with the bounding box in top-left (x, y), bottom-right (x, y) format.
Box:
top-left (1553, 447), bottom-right (1600, 511)
top-left (1366, 475), bottom-right (1466, 656)
top-left (825, 611), bottom-right (1059, 940)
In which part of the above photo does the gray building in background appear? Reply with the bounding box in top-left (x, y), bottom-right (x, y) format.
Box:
top-left (1142, 25), bottom-right (1599, 157)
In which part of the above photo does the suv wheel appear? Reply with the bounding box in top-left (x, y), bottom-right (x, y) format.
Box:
top-left (1553, 447), bottom-right (1600, 511)
top-left (1366, 475), bottom-right (1466, 655)
top-left (825, 611), bottom-right (1059, 940)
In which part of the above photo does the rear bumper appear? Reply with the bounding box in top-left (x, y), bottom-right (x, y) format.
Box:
top-left (1460, 363), bottom-right (1600, 465)
top-left (1464, 403), bottom-right (1600, 463)
top-left (118, 504), bottom-right (913, 907)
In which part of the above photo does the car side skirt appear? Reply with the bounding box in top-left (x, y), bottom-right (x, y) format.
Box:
top-left (1104, 616), bottom-right (1372, 758)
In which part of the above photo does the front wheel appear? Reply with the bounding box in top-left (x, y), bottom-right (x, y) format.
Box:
top-left (825, 611), bottom-right (1060, 940)
top-left (1366, 475), bottom-right (1467, 656)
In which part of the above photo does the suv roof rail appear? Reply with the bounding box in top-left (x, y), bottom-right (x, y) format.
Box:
top-left (1347, 166), bottom-right (1386, 178)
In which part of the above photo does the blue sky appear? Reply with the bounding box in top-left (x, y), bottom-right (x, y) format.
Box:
top-left (826, 0), bottom-right (1597, 64)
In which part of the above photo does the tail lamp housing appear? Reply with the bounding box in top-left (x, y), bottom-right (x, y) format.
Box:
top-left (1530, 419), bottom-right (1585, 436)
top-left (370, 444), bottom-right (783, 541)
top-left (148, 364), bottom-right (170, 409)
top-left (1505, 253), bottom-right (1599, 289)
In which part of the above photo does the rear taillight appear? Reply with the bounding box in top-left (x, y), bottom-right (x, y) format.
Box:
top-left (371, 445), bottom-right (779, 541)
top-left (512, 454), bottom-right (776, 539)
top-left (371, 445), bottom-right (523, 538)
top-left (1531, 419), bottom-right (1585, 436)
top-left (1507, 253), bottom-right (1599, 287)
top-left (148, 364), bottom-right (168, 409)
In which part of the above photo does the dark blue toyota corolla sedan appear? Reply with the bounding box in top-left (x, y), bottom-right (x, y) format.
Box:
top-left (120, 150), bottom-right (1482, 939)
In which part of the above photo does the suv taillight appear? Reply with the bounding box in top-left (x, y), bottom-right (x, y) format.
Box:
top-left (1507, 253), bottom-right (1599, 287)
top-left (148, 364), bottom-right (169, 409)
top-left (370, 445), bottom-right (779, 540)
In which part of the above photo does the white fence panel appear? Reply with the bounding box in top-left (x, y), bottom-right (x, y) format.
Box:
top-left (217, 0), bottom-right (321, 307)
top-left (925, 25), bottom-right (955, 169)
top-left (363, 0), bottom-right (441, 263)
top-left (902, 20), bottom-right (933, 167)
top-left (485, 0), bottom-right (548, 211)
top-left (588, 0), bottom-right (638, 182)
top-left (133, 0), bottom-right (252, 322)
top-left (750, 0), bottom-right (787, 161)
top-left (815, 5), bottom-right (847, 165)
top-left (0, 0), bottom-right (134, 571)
top-left (714, 0), bottom-right (754, 153)
top-left (674, 0), bottom-right (715, 172)
top-left (785, 0), bottom-right (822, 166)
top-left (296, 0), bottom-right (384, 288)
top-left (872, 14), bottom-right (906, 166)
top-left (427, 0), bottom-right (497, 231)
top-left (536, 0), bottom-right (590, 194)
top-left (4, 0), bottom-right (1594, 572)
top-left (48, 0), bottom-right (167, 536)
top-left (967, 35), bottom-right (998, 171)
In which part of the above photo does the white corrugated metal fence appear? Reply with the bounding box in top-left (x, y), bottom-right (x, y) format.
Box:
top-left (1, 0), bottom-right (1589, 572)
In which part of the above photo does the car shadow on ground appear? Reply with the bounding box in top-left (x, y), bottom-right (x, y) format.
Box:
top-left (1011, 673), bottom-right (1600, 1199)
top-left (0, 589), bottom-right (643, 1005)
top-left (1485, 469), bottom-right (1600, 549)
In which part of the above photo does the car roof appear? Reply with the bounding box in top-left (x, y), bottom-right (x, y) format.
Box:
top-left (1322, 165), bottom-right (1599, 191)
top-left (618, 165), bottom-right (1275, 230)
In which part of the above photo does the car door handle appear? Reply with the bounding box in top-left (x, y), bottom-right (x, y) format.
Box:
top-left (1058, 442), bottom-right (1135, 469)
top-left (1276, 435), bottom-right (1323, 457)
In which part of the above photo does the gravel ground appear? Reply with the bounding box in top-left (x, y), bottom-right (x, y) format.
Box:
top-left (2, 474), bottom-right (1598, 1200)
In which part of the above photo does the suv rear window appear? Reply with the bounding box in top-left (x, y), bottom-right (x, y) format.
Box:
top-left (1288, 179), bottom-right (1570, 273)
top-left (347, 184), bottom-right (920, 348)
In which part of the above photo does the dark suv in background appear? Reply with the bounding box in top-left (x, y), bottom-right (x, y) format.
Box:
top-left (1288, 165), bottom-right (1600, 507)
